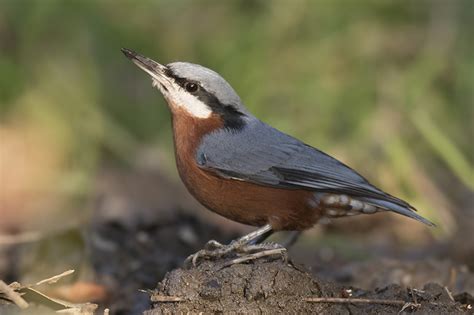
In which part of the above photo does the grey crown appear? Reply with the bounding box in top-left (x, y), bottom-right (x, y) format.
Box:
top-left (168, 62), bottom-right (248, 112)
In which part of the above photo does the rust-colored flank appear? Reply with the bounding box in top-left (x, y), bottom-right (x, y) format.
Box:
top-left (170, 106), bottom-right (322, 231)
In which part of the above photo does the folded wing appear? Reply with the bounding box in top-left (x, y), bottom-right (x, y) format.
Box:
top-left (197, 119), bottom-right (433, 226)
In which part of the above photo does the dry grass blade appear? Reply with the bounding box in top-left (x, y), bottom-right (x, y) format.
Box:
top-left (151, 295), bottom-right (184, 302)
top-left (398, 302), bottom-right (419, 314)
top-left (0, 232), bottom-right (42, 245)
top-left (21, 287), bottom-right (97, 314)
top-left (0, 280), bottom-right (29, 309)
top-left (304, 297), bottom-right (419, 307)
top-left (35, 270), bottom-right (75, 286)
top-left (444, 286), bottom-right (455, 302)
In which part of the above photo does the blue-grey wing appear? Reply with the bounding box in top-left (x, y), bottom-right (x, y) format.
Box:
top-left (197, 119), bottom-right (376, 191)
top-left (196, 118), bottom-right (430, 222)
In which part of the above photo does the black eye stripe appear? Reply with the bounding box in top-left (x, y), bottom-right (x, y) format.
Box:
top-left (165, 68), bottom-right (245, 130)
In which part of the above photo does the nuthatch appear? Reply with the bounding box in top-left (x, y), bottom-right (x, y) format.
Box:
top-left (122, 48), bottom-right (434, 266)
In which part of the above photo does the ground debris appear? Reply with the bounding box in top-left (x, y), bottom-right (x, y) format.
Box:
top-left (0, 270), bottom-right (99, 315)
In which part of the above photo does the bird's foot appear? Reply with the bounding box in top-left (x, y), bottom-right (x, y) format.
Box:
top-left (221, 242), bottom-right (287, 268)
top-left (183, 239), bottom-right (229, 267)
top-left (203, 239), bottom-right (225, 250)
top-left (184, 241), bottom-right (287, 268)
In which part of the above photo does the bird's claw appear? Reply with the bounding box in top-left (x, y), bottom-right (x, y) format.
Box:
top-left (184, 242), bottom-right (236, 268)
top-left (184, 241), bottom-right (287, 268)
top-left (183, 239), bottom-right (227, 267)
top-left (184, 248), bottom-right (218, 268)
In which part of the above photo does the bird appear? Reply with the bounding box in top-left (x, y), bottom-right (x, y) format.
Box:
top-left (121, 48), bottom-right (434, 266)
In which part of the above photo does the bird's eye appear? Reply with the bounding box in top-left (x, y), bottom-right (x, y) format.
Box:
top-left (184, 82), bottom-right (199, 93)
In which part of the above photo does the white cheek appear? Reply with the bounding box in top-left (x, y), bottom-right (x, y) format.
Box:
top-left (173, 89), bottom-right (212, 118)
top-left (151, 78), bottom-right (212, 119)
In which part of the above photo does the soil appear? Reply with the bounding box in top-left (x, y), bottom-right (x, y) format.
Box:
top-left (146, 258), bottom-right (469, 314)
top-left (1, 168), bottom-right (473, 314)
top-left (87, 210), bottom-right (236, 314)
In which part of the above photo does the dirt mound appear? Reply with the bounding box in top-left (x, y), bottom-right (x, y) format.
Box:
top-left (146, 258), bottom-right (468, 314)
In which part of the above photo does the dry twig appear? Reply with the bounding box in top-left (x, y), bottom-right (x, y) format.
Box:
top-left (304, 297), bottom-right (418, 306)
top-left (0, 280), bottom-right (29, 309)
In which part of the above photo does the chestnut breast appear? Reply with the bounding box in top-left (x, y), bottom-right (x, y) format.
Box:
top-left (170, 107), bottom-right (322, 231)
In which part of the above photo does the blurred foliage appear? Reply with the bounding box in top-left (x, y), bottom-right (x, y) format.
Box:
top-left (0, 0), bottom-right (473, 234)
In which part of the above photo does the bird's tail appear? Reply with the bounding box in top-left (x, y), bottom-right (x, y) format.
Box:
top-left (359, 197), bottom-right (435, 227)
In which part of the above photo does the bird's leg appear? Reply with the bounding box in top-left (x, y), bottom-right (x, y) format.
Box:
top-left (247, 228), bottom-right (274, 245)
top-left (185, 224), bottom-right (287, 267)
top-left (233, 224), bottom-right (273, 245)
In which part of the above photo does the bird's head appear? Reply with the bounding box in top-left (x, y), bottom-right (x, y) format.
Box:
top-left (122, 48), bottom-right (248, 129)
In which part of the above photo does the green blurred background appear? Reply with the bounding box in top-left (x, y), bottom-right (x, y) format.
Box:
top-left (1, 0), bottom-right (473, 236)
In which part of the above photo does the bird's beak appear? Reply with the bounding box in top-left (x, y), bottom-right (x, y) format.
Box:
top-left (121, 48), bottom-right (172, 89)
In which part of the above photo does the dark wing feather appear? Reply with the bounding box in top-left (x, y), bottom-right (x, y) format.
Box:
top-left (197, 119), bottom-right (433, 225)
